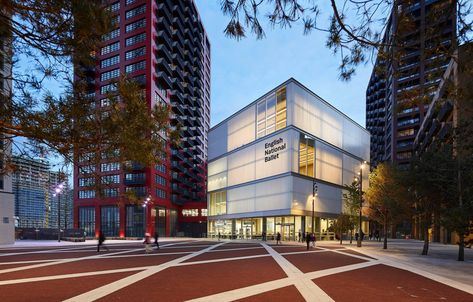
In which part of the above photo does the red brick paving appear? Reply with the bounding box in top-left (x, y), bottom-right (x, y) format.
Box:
top-left (0, 251), bottom-right (102, 262)
top-left (283, 250), bottom-right (367, 273)
top-left (235, 285), bottom-right (306, 302)
top-left (314, 264), bottom-right (473, 302)
top-left (214, 243), bottom-right (262, 250)
top-left (183, 247), bottom-right (268, 262)
top-left (0, 272), bottom-right (136, 302)
top-left (0, 254), bottom-right (182, 280)
top-left (98, 257), bottom-right (287, 302)
top-left (272, 246), bottom-right (323, 253)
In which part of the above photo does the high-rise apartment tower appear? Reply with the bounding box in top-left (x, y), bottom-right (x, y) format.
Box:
top-left (73, 0), bottom-right (210, 238)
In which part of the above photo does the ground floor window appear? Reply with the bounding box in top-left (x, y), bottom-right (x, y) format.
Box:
top-left (170, 209), bottom-right (177, 236)
top-left (208, 215), bottom-right (337, 241)
top-left (78, 207), bottom-right (95, 237)
top-left (155, 207), bottom-right (166, 237)
top-left (101, 206), bottom-right (119, 237)
top-left (125, 205), bottom-right (144, 237)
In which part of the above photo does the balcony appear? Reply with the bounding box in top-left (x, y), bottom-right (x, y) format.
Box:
top-left (156, 71), bottom-right (172, 89)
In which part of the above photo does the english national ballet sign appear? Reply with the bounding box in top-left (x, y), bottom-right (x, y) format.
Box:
top-left (264, 137), bottom-right (286, 162)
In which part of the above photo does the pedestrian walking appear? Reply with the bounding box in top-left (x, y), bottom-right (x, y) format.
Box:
top-left (154, 232), bottom-right (160, 250)
top-left (306, 232), bottom-right (310, 250)
top-left (310, 233), bottom-right (316, 248)
top-left (218, 231), bottom-right (221, 241)
top-left (276, 232), bottom-right (281, 245)
top-left (143, 233), bottom-right (152, 253)
top-left (97, 231), bottom-right (108, 252)
top-left (355, 232), bottom-right (359, 242)
top-left (262, 231), bottom-right (266, 241)
top-left (298, 231), bottom-right (302, 242)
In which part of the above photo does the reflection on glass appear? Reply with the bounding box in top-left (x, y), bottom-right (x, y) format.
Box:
top-left (276, 87), bottom-right (287, 130)
top-left (256, 87), bottom-right (287, 138)
top-left (299, 135), bottom-right (315, 177)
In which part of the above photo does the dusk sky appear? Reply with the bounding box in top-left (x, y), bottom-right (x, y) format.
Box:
top-left (194, 1), bottom-right (376, 128)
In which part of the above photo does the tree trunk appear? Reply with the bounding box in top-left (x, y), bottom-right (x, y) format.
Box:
top-left (421, 221), bottom-right (429, 255)
top-left (383, 219), bottom-right (388, 249)
top-left (458, 233), bottom-right (465, 261)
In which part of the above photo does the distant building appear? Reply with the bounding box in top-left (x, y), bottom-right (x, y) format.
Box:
top-left (0, 15), bottom-right (14, 245)
top-left (12, 156), bottom-right (70, 229)
top-left (366, 0), bottom-right (456, 169)
top-left (207, 79), bottom-right (370, 240)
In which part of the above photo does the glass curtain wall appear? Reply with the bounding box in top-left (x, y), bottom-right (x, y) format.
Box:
top-left (257, 87), bottom-right (287, 139)
top-left (100, 205), bottom-right (119, 237)
top-left (78, 207), bottom-right (95, 237)
top-left (125, 205), bottom-right (144, 237)
top-left (299, 135), bottom-right (315, 177)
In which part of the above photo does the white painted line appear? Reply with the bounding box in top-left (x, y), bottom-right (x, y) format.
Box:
top-left (174, 254), bottom-right (271, 266)
top-left (186, 277), bottom-right (294, 302)
top-left (63, 242), bottom-right (227, 302)
top-left (0, 267), bottom-right (146, 286)
top-left (261, 243), bottom-right (335, 302)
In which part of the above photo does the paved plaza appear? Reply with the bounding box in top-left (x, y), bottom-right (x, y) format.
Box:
top-left (0, 239), bottom-right (472, 302)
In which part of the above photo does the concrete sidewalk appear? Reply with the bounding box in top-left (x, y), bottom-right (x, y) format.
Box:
top-left (318, 238), bottom-right (473, 288)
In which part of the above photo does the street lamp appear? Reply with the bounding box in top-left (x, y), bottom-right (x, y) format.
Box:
top-left (142, 195), bottom-right (152, 236)
top-left (312, 179), bottom-right (318, 235)
top-left (53, 183), bottom-right (65, 242)
top-left (356, 161), bottom-right (367, 247)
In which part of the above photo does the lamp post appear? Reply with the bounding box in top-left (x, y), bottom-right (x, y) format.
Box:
top-left (312, 179), bottom-right (318, 234)
top-left (357, 162), bottom-right (367, 247)
top-left (142, 195), bottom-right (151, 235)
top-left (53, 183), bottom-right (64, 242)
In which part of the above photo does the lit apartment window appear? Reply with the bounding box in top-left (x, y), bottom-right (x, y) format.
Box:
top-left (155, 163), bottom-right (166, 173)
top-left (78, 152), bottom-right (95, 163)
top-left (101, 68), bottom-right (120, 81)
top-left (126, 0), bottom-right (136, 5)
top-left (79, 165), bottom-right (96, 174)
top-left (101, 55), bottom-right (120, 68)
top-left (156, 188), bottom-right (166, 198)
top-left (100, 83), bottom-right (117, 95)
top-left (398, 128), bottom-right (415, 137)
top-left (78, 177), bottom-right (95, 187)
top-left (101, 41), bottom-right (120, 55)
top-left (397, 151), bottom-right (412, 160)
top-left (256, 87), bottom-right (286, 139)
top-left (209, 191), bottom-right (226, 215)
top-left (125, 46), bottom-right (146, 60)
top-left (156, 175), bottom-right (166, 186)
top-left (125, 18), bottom-right (146, 33)
top-left (79, 190), bottom-right (96, 199)
top-left (125, 5), bottom-right (146, 19)
top-left (102, 188), bottom-right (119, 198)
top-left (102, 28), bottom-right (120, 41)
top-left (125, 60), bottom-right (146, 74)
top-left (108, 2), bottom-right (120, 12)
top-left (201, 209), bottom-right (208, 216)
top-left (101, 162), bottom-right (120, 172)
top-left (125, 33), bottom-right (146, 46)
top-left (182, 209), bottom-right (199, 217)
top-left (101, 174), bottom-right (120, 184)
top-left (125, 186), bottom-right (146, 196)
top-left (299, 135), bottom-right (315, 177)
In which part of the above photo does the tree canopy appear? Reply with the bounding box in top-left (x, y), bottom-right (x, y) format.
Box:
top-left (221, 0), bottom-right (472, 80)
top-left (0, 1), bottom-right (177, 182)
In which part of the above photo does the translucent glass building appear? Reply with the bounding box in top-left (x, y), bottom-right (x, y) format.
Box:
top-left (207, 79), bottom-right (370, 241)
